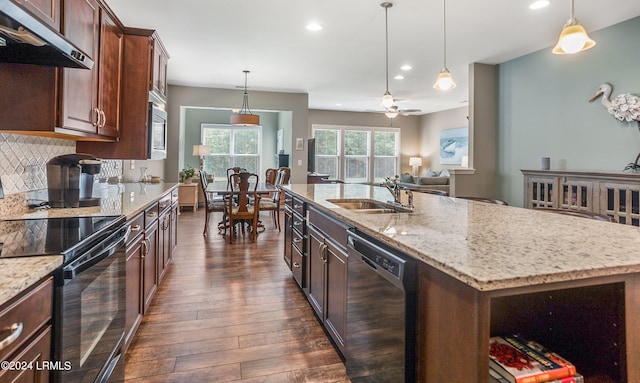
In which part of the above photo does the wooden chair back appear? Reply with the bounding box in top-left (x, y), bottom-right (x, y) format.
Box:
top-left (265, 168), bottom-right (278, 185)
top-left (277, 167), bottom-right (291, 184)
top-left (227, 172), bottom-right (261, 242)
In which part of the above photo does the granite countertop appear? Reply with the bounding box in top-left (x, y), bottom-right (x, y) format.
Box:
top-left (0, 182), bottom-right (177, 306)
top-left (0, 256), bottom-right (62, 305)
top-left (284, 183), bottom-right (640, 291)
top-left (1, 182), bottom-right (178, 221)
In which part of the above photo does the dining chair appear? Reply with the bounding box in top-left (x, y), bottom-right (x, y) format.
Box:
top-left (200, 170), bottom-right (228, 236)
top-left (457, 196), bottom-right (509, 205)
top-left (225, 172), bottom-right (261, 243)
top-left (533, 207), bottom-right (617, 222)
top-left (265, 168), bottom-right (278, 185)
top-left (259, 168), bottom-right (285, 230)
top-left (277, 166), bottom-right (291, 184)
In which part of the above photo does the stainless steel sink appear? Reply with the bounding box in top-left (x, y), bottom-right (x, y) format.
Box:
top-left (326, 199), bottom-right (413, 213)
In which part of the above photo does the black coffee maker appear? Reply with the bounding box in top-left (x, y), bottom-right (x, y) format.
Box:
top-left (46, 154), bottom-right (102, 208)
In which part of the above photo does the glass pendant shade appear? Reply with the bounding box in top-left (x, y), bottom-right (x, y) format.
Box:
top-left (552, 0), bottom-right (595, 55)
top-left (381, 91), bottom-right (395, 108)
top-left (433, 68), bottom-right (456, 90)
top-left (552, 22), bottom-right (595, 54)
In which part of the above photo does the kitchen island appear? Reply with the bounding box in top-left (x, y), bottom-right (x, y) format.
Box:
top-left (283, 183), bottom-right (640, 383)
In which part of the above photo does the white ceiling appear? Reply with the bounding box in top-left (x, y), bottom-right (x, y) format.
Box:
top-left (107, 0), bottom-right (640, 115)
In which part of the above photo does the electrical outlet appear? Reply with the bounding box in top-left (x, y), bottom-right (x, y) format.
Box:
top-left (297, 159), bottom-right (302, 166)
top-left (130, 160), bottom-right (135, 170)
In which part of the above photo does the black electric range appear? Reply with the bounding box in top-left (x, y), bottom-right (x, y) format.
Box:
top-left (0, 215), bottom-right (129, 383)
top-left (0, 215), bottom-right (126, 264)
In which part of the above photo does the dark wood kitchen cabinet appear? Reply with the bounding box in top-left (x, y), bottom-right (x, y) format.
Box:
top-left (61, 0), bottom-right (122, 139)
top-left (77, 29), bottom-right (170, 159)
top-left (0, 277), bottom-right (53, 383)
top-left (157, 191), bottom-right (173, 282)
top-left (0, 0), bottom-right (123, 141)
top-left (306, 206), bottom-right (350, 350)
top-left (10, 0), bottom-right (60, 29)
top-left (124, 213), bottom-right (144, 351)
top-left (142, 203), bottom-right (159, 313)
top-left (283, 191), bottom-right (306, 289)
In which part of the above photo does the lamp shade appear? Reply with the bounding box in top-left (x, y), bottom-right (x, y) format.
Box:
top-left (193, 145), bottom-right (210, 156)
top-left (552, 23), bottom-right (595, 54)
top-left (409, 157), bottom-right (423, 167)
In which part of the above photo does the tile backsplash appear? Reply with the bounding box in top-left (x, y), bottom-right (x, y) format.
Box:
top-left (0, 133), bottom-right (123, 214)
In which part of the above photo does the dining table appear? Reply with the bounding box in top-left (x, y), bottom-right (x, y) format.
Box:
top-left (205, 177), bottom-right (277, 235)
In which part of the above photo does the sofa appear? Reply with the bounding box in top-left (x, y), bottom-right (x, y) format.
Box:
top-left (396, 169), bottom-right (450, 194)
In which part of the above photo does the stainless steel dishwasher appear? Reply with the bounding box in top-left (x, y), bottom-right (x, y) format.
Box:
top-left (345, 229), bottom-right (417, 383)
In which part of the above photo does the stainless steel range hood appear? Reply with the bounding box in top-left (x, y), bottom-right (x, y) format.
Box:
top-left (0, 1), bottom-right (93, 69)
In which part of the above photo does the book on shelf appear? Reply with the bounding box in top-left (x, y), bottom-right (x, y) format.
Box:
top-left (489, 334), bottom-right (578, 383)
top-left (490, 366), bottom-right (584, 383)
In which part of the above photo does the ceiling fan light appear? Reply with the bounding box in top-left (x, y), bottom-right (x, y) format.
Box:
top-left (381, 91), bottom-right (395, 108)
top-left (385, 110), bottom-right (399, 119)
top-left (552, 23), bottom-right (595, 54)
top-left (433, 69), bottom-right (456, 90)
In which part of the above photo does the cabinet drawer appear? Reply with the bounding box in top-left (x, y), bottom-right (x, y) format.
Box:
top-left (144, 202), bottom-right (159, 229)
top-left (292, 245), bottom-right (305, 288)
top-left (292, 196), bottom-right (305, 217)
top-left (0, 326), bottom-right (51, 383)
top-left (308, 206), bottom-right (351, 249)
top-left (292, 212), bottom-right (305, 235)
top-left (171, 187), bottom-right (179, 202)
top-left (0, 278), bottom-right (53, 362)
top-left (292, 228), bottom-right (304, 253)
top-left (158, 192), bottom-right (172, 215)
top-left (127, 213), bottom-right (144, 245)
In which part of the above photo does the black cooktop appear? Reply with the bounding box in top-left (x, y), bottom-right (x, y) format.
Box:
top-left (0, 215), bottom-right (126, 264)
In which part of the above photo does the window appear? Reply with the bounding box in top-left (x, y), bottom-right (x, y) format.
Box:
top-left (201, 124), bottom-right (261, 179)
top-left (314, 128), bottom-right (340, 179)
top-left (312, 125), bottom-right (399, 183)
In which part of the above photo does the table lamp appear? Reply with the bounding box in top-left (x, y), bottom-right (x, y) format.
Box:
top-left (409, 157), bottom-right (423, 177)
top-left (193, 144), bottom-right (210, 170)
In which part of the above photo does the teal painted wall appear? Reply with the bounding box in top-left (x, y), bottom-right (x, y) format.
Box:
top-left (183, 108), bottom-right (283, 176)
top-left (497, 16), bottom-right (640, 206)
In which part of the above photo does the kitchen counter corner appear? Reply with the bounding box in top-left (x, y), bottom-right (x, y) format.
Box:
top-left (0, 255), bottom-right (62, 306)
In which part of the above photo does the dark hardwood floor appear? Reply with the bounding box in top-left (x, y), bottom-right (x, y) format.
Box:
top-left (123, 208), bottom-right (350, 382)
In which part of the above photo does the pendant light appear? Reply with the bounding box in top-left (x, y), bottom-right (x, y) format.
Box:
top-left (552, 0), bottom-right (595, 54)
top-left (433, 0), bottom-right (456, 90)
top-left (230, 70), bottom-right (260, 126)
top-left (380, 2), bottom-right (395, 109)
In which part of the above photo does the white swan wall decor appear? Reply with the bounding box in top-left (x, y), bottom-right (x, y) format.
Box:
top-left (589, 83), bottom-right (640, 123)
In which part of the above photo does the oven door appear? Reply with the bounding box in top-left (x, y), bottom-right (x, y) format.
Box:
top-left (57, 225), bottom-right (129, 383)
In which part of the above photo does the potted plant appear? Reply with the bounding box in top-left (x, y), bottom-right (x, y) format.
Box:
top-left (179, 167), bottom-right (196, 183)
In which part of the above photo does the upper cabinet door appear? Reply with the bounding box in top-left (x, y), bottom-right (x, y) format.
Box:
top-left (97, 11), bottom-right (123, 138)
top-left (151, 37), bottom-right (168, 101)
top-left (11, 0), bottom-right (60, 29)
top-left (61, 0), bottom-right (100, 134)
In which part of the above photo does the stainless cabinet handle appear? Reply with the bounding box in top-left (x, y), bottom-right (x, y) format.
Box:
top-left (99, 110), bottom-right (106, 128)
top-left (293, 262), bottom-right (301, 268)
top-left (147, 211), bottom-right (157, 217)
top-left (294, 204), bottom-right (302, 209)
top-left (0, 322), bottom-right (23, 351)
top-left (293, 238), bottom-right (301, 243)
top-left (293, 221), bottom-right (302, 226)
top-left (131, 225), bottom-right (141, 232)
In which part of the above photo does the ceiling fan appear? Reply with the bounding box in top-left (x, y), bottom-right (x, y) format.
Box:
top-left (368, 105), bottom-right (422, 118)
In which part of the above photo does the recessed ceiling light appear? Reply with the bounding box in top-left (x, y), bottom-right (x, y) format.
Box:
top-left (400, 65), bottom-right (412, 71)
top-left (394, 75), bottom-right (404, 80)
top-left (306, 23), bottom-right (323, 31)
top-left (529, 0), bottom-right (549, 10)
